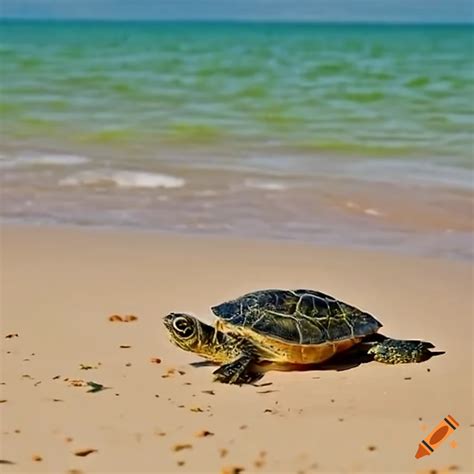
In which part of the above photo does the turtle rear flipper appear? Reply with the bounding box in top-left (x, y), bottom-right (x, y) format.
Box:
top-left (368, 338), bottom-right (436, 364)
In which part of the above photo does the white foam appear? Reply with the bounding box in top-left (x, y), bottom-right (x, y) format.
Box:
top-left (194, 190), bottom-right (218, 197)
top-left (23, 153), bottom-right (90, 166)
top-left (364, 208), bottom-right (383, 217)
top-left (0, 152), bottom-right (90, 168)
top-left (244, 178), bottom-right (288, 191)
top-left (59, 170), bottom-right (185, 189)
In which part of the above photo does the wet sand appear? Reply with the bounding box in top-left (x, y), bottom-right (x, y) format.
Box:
top-left (1, 225), bottom-right (472, 473)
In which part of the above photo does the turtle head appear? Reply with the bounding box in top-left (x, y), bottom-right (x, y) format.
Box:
top-left (163, 313), bottom-right (202, 352)
top-left (163, 312), bottom-right (235, 363)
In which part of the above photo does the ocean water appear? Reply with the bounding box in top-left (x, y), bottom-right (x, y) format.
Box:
top-left (1, 21), bottom-right (473, 259)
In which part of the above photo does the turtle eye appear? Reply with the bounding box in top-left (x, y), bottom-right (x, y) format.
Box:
top-left (173, 317), bottom-right (194, 338)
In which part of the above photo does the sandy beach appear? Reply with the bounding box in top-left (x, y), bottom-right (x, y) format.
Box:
top-left (0, 224), bottom-right (472, 473)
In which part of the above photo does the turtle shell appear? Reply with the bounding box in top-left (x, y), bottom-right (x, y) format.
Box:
top-left (211, 289), bottom-right (382, 346)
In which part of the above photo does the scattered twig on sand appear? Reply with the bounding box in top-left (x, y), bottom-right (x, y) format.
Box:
top-left (87, 381), bottom-right (108, 393)
top-left (108, 314), bottom-right (138, 322)
top-left (0, 460), bottom-right (15, 465)
top-left (172, 443), bottom-right (192, 452)
top-left (80, 363), bottom-right (100, 370)
top-left (5, 334), bottom-right (19, 339)
top-left (74, 449), bottom-right (98, 457)
top-left (195, 430), bottom-right (214, 438)
top-left (220, 466), bottom-right (245, 474)
top-left (123, 315), bottom-right (138, 322)
top-left (202, 390), bottom-right (215, 395)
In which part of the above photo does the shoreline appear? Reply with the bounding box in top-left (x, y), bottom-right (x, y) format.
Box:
top-left (1, 223), bottom-right (472, 473)
top-left (2, 220), bottom-right (473, 265)
top-left (2, 143), bottom-right (473, 263)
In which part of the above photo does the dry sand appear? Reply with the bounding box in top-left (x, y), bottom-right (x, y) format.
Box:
top-left (0, 225), bottom-right (472, 474)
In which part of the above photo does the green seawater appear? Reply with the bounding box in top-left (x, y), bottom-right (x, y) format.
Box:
top-left (1, 21), bottom-right (473, 164)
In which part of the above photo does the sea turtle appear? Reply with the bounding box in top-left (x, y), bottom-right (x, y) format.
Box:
top-left (163, 289), bottom-right (435, 385)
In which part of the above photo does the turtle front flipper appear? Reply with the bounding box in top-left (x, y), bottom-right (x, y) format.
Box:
top-left (213, 355), bottom-right (262, 385)
top-left (368, 338), bottom-right (435, 364)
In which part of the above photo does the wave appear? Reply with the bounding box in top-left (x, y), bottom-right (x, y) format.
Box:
top-left (0, 152), bottom-right (90, 168)
top-left (59, 170), bottom-right (186, 189)
top-left (244, 178), bottom-right (288, 191)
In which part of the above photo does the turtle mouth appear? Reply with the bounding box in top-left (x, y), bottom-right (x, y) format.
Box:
top-left (163, 313), bottom-right (175, 330)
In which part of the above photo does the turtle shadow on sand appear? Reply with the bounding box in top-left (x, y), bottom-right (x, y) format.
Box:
top-left (293, 345), bottom-right (444, 373)
top-left (190, 345), bottom-right (445, 380)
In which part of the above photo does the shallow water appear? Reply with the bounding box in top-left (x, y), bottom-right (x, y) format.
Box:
top-left (1, 21), bottom-right (473, 259)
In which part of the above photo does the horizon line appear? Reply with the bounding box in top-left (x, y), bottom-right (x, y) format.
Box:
top-left (1, 17), bottom-right (473, 26)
